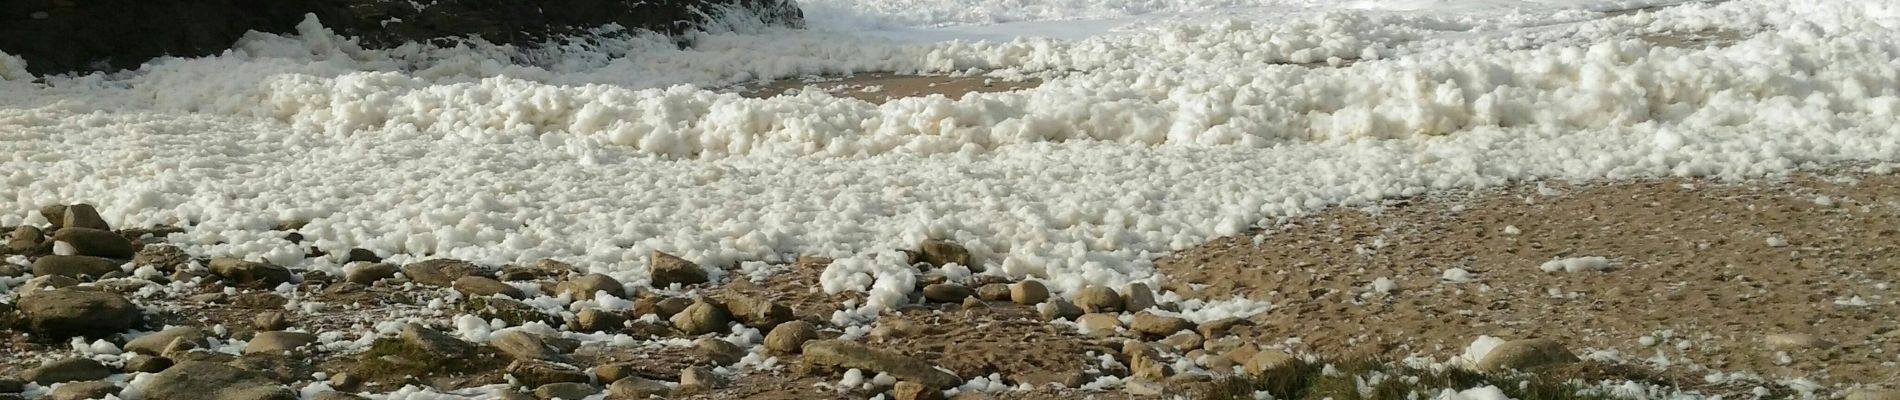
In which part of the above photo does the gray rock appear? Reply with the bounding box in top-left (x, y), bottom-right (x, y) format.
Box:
top-left (1477, 339), bottom-right (1578, 372)
top-left (669, 299), bottom-right (731, 335)
top-left (18, 289), bottom-right (140, 338)
top-left (401, 259), bottom-right (484, 287)
top-left (243, 331), bottom-right (319, 354)
top-left (557, 274), bottom-right (625, 300)
top-left (492, 330), bottom-right (566, 363)
top-left (0, 263), bottom-right (25, 278)
top-left (975, 283), bottom-right (1011, 301)
top-left (31, 255), bottom-right (123, 279)
top-left (24, 358), bottom-right (112, 385)
top-left (52, 227), bottom-right (134, 259)
top-left (6, 226), bottom-right (42, 254)
top-left (1074, 285), bottom-right (1123, 313)
top-left (720, 294), bottom-right (793, 330)
top-left (1038, 299), bottom-right (1084, 321)
top-left (124, 354), bottom-right (174, 373)
top-left (454, 276), bottom-right (524, 299)
top-left (1129, 312), bottom-right (1195, 338)
top-left (61, 204), bottom-right (111, 231)
top-left (207, 258), bottom-right (293, 287)
top-left (132, 245), bottom-right (192, 272)
top-left (44, 380), bottom-right (118, 400)
top-left (1123, 283), bottom-right (1157, 312)
top-left (1196, 317), bottom-right (1249, 339)
top-left (506, 360), bottom-right (590, 388)
top-left (344, 263), bottom-right (398, 284)
top-left (655, 297), bottom-right (693, 318)
top-left (649, 251), bottom-right (708, 288)
top-left (573, 308), bottom-right (626, 333)
top-left (607, 377), bottom-right (671, 399)
top-left (916, 239), bottom-right (973, 269)
top-left (126, 326), bottom-right (211, 355)
top-left (1011, 280), bottom-right (1050, 305)
top-left (764, 320), bottom-right (818, 354)
top-left (401, 323), bottom-right (474, 357)
top-left (920, 283), bottom-right (974, 303)
top-left (696, 337), bottom-right (746, 365)
top-left (534, 382), bottom-right (598, 400)
top-left (800, 340), bottom-right (962, 388)
top-left (134, 361), bottom-right (297, 400)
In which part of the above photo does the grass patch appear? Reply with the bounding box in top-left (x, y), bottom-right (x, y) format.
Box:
top-left (1196, 356), bottom-right (1668, 400)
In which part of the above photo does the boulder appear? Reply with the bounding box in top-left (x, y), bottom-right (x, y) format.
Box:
top-left (6, 226), bottom-right (42, 254)
top-left (1038, 299), bottom-right (1084, 321)
top-left (920, 283), bottom-right (974, 303)
top-left (764, 320), bottom-right (818, 354)
top-left (1477, 339), bottom-right (1578, 372)
top-left (677, 366), bottom-right (716, 393)
top-left (401, 259), bottom-right (484, 287)
top-left (649, 251), bottom-right (708, 288)
top-left (30, 255), bottom-right (122, 279)
top-left (1011, 280), bottom-right (1050, 305)
top-left (243, 331), bottom-right (319, 354)
top-left (337, 263), bottom-right (395, 285)
top-left (126, 326), bottom-right (212, 355)
top-left (401, 323), bottom-right (474, 357)
top-left (0, 0), bottom-right (805, 75)
top-left (574, 308), bottom-right (627, 333)
top-left (52, 227), bottom-right (134, 259)
top-left (492, 330), bottom-right (567, 363)
top-left (1123, 283), bottom-right (1158, 312)
top-left (1076, 313), bottom-right (1123, 337)
top-left (916, 239), bottom-right (973, 269)
top-left (132, 245), bottom-right (193, 272)
top-left (124, 354), bottom-right (175, 373)
top-left (720, 293), bottom-right (793, 330)
top-left (135, 361), bottom-right (297, 400)
top-left (801, 340), bottom-right (961, 388)
top-left (669, 299), bottom-right (731, 335)
top-left (695, 338), bottom-right (746, 365)
top-left (891, 381), bottom-right (944, 400)
top-left (506, 360), bottom-right (590, 388)
top-left (24, 358), bottom-right (112, 385)
top-left (60, 204), bottom-right (111, 231)
top-left (1074, 285), bottom-right (1123, 313)
top-left (207, 258), bottom-right (293, 287)
top-left (17, 289), bottom-right (140, 338)
top-left (557, 274), bottom-right (625, 300)
top-left (44, 380), bottom-right (119, 400)
top-left (975, 283), bottom-right (1011, 301)
top-left (1129, 312), bottom-right (1195, 338)
top-left (607, 377), bottom-right (671, 399)
top-left (454, 276), bottom-right (525, 299)
top-left (533, 382), bottom-right (598, 400)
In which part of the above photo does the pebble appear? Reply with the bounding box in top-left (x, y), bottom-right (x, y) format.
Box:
top-left (649, 250), bottom-right (709, 288)
top-left (1077, 313), bottom-right (1123, 337)
top-left (254, 311), bottom-right (289, 331)
top-left (1038, 299), bottom-right (1083, 321)
top-left (891, 381), bottom-right (944, 400)
top-left (975, 283), bottom-right (1011, 301)
top-left (491, 330), bottom-right (568, 363)
top-left (573, 308), bottom-right (626, 333)
top-left (678, 366), bottom-right (716, 393)
top-left (1159, 331), bottom-right (1204, 353)
top-left (400, 259), bottom-right (484, 287)
top-left (507, 360), bottom-right (590, 388)
top-left (721, 293), bottom-right (794, 330)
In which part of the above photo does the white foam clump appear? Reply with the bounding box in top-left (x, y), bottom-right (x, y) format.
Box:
top-left (1433, 385), bottom-right (1514, 400)
top-left (1539, 256), bottom-right (1610, 273)
top-left (1460, 335), bottom-right (1507, 367)
top-left (454, 314), bottom-right (494, 342)
top-left (2, 0), bottom-right (1899, 319)
top-left (1441, 268), bottom-right (1474, 283)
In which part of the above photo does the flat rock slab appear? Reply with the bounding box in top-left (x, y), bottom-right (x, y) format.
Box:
top-left (800, 340), bottom-right (961, 388)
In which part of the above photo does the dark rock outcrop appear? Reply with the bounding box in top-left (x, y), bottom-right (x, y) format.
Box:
top-left (0, 0), bottom-right (804, 75)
